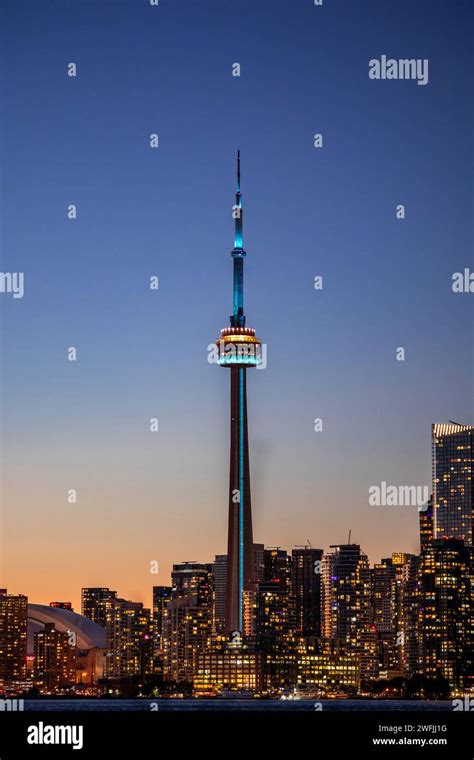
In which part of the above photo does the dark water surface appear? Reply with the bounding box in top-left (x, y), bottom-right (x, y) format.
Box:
top-left (23, 699), bottom-right (454, 712)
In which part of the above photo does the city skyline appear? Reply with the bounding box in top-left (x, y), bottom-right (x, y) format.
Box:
top-left (1, 419), bottom-right (472, 697)
top-left (1, 0), bottom-right (473, 613)
top-left (3, 421), bottom-right (467, 613)
top-left (4, 420), bottom-right (472, 613)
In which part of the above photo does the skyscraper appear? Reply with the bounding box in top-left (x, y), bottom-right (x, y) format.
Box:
top-left (214, 152), bottom-right (263, 633)
top-left (257, 549), bottom-right (295, 643)
top-left (292, 547), bottom-right (323, 636)
top-left (264, 548), bottom-right (290, 584)
top-left (0, 589), bottom-right (28, 686)
top-left (152, 585), bottom-right (171, 653)
top-left (33, 622), bottom-right (76, 692)
top-left (322, 544), bottom-right (372, 643)
top-left (322, 544), bottom-right (376, 685)
top-left (418, 538), bottom-right (473, 691)
top-left (371, 553), bottom-right (420, 680)
top-left (81, 587), bottom-right (117, 629)
top-left (162, 562), bottom-right (214, 682)
top-left (257, 549), bottom-right (298, 689)
top-left (432, 423), bottom-right (473, 546)
top-left (372, 558), bottom-right (397, 676)
top-left (104, 597), bottom-right (152, 679)
top-left (212, 555), bottom-right (227, 633)
top-left (393, 553), bottom-right (420, 679)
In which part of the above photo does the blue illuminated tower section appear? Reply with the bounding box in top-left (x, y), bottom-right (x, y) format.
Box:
top-left (215, 152), bottom-right (262, 633)
top-left (232, 151), bottom-right (245, 326)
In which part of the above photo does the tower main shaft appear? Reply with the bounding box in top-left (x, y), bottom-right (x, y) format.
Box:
top-left (226, 366), bottom-right (253, 633)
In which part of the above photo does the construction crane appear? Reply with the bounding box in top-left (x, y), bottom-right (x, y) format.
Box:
top-left (294, 539), bottom-right (313, 550)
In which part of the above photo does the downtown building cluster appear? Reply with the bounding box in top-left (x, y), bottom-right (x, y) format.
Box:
top-left (0, 422), bottom-right (472, 698)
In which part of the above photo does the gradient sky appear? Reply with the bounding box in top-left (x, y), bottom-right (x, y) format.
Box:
top-left (1, 0), bottom-right (473, 612)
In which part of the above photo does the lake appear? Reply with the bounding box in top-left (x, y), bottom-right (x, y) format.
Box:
top-left (22, 699), bottom-right (454, 712)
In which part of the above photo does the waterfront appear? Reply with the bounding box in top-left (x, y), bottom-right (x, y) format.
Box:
top-left (21, 699), bottom-right (455, 712)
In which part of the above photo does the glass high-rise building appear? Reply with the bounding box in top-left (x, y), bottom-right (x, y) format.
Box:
top-left (258, 549), bottom-right (296, 642)
top-left (418, 538), bottom-right (473, 691)
top-left (292, 547), bottom-right (323, 636)
top-left (372, 558), bottom-right (397, 677)
top-left (162, 562), bottom-right (214, 682)
top-left (432, 423), bottom-right (473, 546)
top-left (152, 585), bottom-right (171, 653)
top-left (212, 555), bottom-right (227, 634)
top-left (322, 544), bottom-right (372, 642)
top-left (322, 544), bottom-right (375, 684)
top-left (33, 622), bottom-right (76, 692)
top-left (392, 553), bottom-right (420, 679)
top-left (0, 589), bottom-right (28, 685)
top-left (81, 587), bottom-right (117, 629)
top-left (104, 597), bottom-right (152, 679)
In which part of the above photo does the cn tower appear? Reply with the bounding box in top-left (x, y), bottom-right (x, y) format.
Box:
top-left (215, 152), bottom-right (263, 634)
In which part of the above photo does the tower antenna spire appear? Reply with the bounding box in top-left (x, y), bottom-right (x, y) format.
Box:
top-left (233, 149), bottom-right (243, 252)
top-left (231, 149), bottom-right (245, 326)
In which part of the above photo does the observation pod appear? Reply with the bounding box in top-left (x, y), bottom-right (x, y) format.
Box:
top-left (215, 327), bottom-right (263, 367)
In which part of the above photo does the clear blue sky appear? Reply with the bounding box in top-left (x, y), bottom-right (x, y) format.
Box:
top-left (1, 0), bottom-right (472, 608)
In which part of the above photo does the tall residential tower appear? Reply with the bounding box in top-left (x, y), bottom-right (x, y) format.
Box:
top-left (432, 423), bottom-right (473, 546)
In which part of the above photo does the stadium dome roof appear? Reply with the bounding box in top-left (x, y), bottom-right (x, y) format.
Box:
top-left (28, 604), bottom-right (106, 653)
